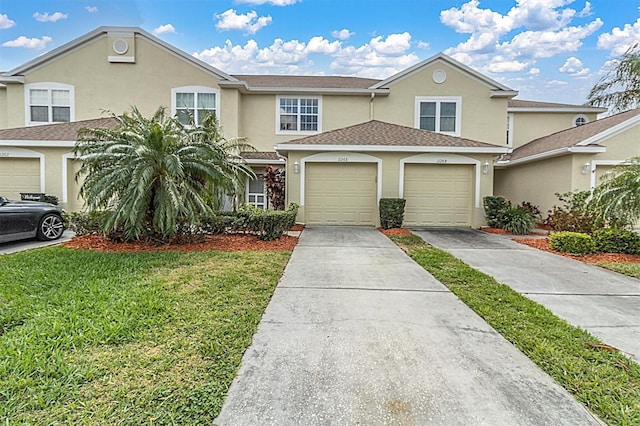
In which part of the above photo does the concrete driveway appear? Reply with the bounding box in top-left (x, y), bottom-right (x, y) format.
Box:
top-left (412, 228), bottom-right (640, 363)
top-left (0, 230), bottom-right (75, 255)
top-left (215, 226), bottom-right (598, 425)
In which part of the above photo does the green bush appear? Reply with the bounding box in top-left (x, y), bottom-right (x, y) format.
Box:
top-left (549, 232), bottom-right (595, 255)
top-left (545, 191), bottom-right (595, 233)
top-left (593, 228), bottom-right (640, 254)
top-left (65, 211), bottom-right (109, 235)
top-left (379, 198), bottom-right (406, 229)
top-left (502, 207), bottom-right (535, 235)
top-left (44, 194), bottom-right (59, 205)
top-left (483, 196), bottom-right (511, 228)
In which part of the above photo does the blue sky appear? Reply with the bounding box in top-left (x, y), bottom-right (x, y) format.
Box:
top-left (1, 0), bottom-right (639, 104)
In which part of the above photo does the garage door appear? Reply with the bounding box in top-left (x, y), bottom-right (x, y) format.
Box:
top-left (0, 158), bottom-right (40, 200)
top-left (403, 164), bottom-right (473, 226)
top-left (595, 165), bottom-right (615, 185)
top-left (306, 162), bottom-right (377, 225)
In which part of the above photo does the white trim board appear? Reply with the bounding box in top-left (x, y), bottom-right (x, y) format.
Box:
top-left (589, 160), bottom-right (627, 192)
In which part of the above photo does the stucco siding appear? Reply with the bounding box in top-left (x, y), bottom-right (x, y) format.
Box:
top-left (372, 60), bottom-right (509, 146)
top-left (511, 112), bottom-right (600, 148)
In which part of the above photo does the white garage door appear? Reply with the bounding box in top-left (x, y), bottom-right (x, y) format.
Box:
top-left (403, 164), bottom-right (473, 226)
top-left (306, 162), bottom-right (377, 225)
top-left (0, 158), bottom-right (41, 200)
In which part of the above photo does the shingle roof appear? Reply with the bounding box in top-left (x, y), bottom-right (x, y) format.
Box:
top-left (278, 120), bottom-right (499, 148)
top-left (231, 75), bottom-right (381, 89)
top-left (240, 151), bottom-right (282, 161)
top-left (0, 117), bottom-right (118, 141)
top-left (508, 99), bottom-right (605, 111)
top-left (507, 108), bottom-right (640, 162)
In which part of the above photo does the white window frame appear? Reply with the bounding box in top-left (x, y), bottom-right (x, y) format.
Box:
top-left (414, 96), bottom-right (462, 136)
top-left (573, 114), bottom-right (589, 127)
top-left (246, 174), bottom-right (267, 209)
top-left (275, 95), bottom-right (322, 135)
top-left (506, 113), bottom-right (514, 146)
top-left (24, 82), bottom-right (75, 126)
top-left (171, 86), bottom-right (220, 126)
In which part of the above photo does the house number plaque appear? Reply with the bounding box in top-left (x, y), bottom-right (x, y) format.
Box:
top-left (337, 157), bottom-right (349, 162)
top-left (437, 159), bottom-right (447, 164)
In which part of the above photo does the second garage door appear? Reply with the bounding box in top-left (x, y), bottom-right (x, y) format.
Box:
top-left (306, 162), bottom-right (377, 225)
top-left (0, 158), bottom-right (41, 200)
top-left (403, 164), bottom-right (473, 226)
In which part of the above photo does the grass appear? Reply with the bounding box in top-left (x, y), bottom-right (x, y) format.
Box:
top-left (389, 234), bottom-right (640, 426)
top-left (596, 261), bottom-right (640, 278)
top-left (0, 246), bottom-right (291, 424)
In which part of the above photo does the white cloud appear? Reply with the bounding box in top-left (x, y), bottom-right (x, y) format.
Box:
top-left (559, 56), bottom-right (590, 77)
top-left (441, 0), bottom-right (603, 74)
top-left (331, 29), bottom-right (354, 40)
top-left (235, 0), bottom-right (298, 5)
top-left (417, 41), bottom-right (430, 50)
top-left (547, 79), bottom-right (569, 86)
top-left (192, 32), bottom-right (420, 78)
top-left (578, 1), bottom-right (592, 17)
top-left (153, 24), bottom-right (176, 35)
top-left (529, 67), bottom-right (540, 76)
top-left (597, 18), bottom-right (640, 56)
top-left (0, 14), bottom-right (16, 29)
top-left (2, 35), bottom-right (52, 49)
top-left (85, 6), bottom-right (98, 13)
top-left (33, 12), bottom-right (68, 22)
top-left (215, 9), bottom-right (271, 34)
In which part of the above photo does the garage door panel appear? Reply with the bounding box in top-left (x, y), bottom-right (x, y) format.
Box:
top-left (404, 164), bottom-right (473, 226)
top-left (306, 163), bottom-right (377, 225)
top-left (0, 158), bottom-right (40, 200)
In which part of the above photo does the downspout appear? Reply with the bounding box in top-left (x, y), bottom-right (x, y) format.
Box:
top-left (370, 92), bottom-right (375, 120)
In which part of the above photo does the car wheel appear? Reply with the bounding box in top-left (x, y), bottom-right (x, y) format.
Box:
top-left (37, 213), bottom-right (65, 241)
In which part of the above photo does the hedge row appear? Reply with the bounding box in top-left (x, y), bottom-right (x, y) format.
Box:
top-left (66, 204), bottom-right (299, 242)
top-left (549, 228), bottom-right (640, 256)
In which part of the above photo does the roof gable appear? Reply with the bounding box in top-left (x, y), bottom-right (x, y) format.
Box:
top-left (1, 26), bottom-right (236, 82)
top-left (503, 108), bottom-right (640, 164)
top-left (371, 53), bottom-right (517, 97)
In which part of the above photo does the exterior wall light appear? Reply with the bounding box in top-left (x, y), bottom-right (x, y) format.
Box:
top-left (293, 161), bottom-right (300, 174)
top-left (482, 161), bottom-right (490, 175)
top-left (582, 162), bottom-right (590, 175)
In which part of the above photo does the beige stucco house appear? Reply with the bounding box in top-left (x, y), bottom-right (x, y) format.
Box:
top-left (1, 26), bottom-right (637, 228)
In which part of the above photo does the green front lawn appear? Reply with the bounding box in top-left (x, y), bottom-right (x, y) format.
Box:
top-left (389, 234), bottom-right (640, 426)
top-left (596, 261), bottom-right (640, 278)
top-left (0, 247), bottom-right (290, 424)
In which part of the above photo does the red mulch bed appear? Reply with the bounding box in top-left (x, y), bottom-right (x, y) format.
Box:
top-left (62, 233), bottom-right (299, 253)
top-left (481, 227), bottom-right (512, 235)
top-left (516, 238), bottom-right (640, 263)
top-left (378, 228), bottom-right (413, 236)
top-left (290, 224), bottom-right (305, 232)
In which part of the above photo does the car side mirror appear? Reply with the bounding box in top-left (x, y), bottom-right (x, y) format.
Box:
top-left (0, 196), bottom-right (8, 205)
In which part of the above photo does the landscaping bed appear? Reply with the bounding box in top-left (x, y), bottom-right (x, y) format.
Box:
top-left (63, 233), bottom-right (299, 252)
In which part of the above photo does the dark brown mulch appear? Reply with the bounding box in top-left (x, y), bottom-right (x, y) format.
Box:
top-left (378, 228), bottom-right (413, 236)
top-left (516, 237), bottom-right (640, 263)
top-left (62, 233), bottom-right (299, 253)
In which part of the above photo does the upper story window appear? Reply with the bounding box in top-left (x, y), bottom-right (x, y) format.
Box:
top-left (171, 86), bottom-right (219, 126)
top-left (415, 96), bottom-right (461, 136)
top-left (506, 113), bottom-right (514, 146)
top-left (573, 114), bottom-right (588, 127)
top-left (25, 83), bottom-right (74, 126)
top-left (276, 96), bottom-right (321, 135)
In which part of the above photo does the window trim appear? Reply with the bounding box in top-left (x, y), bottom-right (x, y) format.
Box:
top-left (246, 173), bottom-right (267, 209)
top-left (506, 113), bottom-right (514, 147)
top-left (275, 95), bottom-right (322, 135)
top-left (414, 96), bottom-right (462, 136)
top-left (24, 82), bottom-right (75, 126)
top-left (171, 86), bottom-right (220, 126)
top-left (573, 114), bottom-right (589, 127)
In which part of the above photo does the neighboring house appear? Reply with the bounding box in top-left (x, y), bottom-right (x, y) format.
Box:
top-left (0, 26), bottom-right (636, 228)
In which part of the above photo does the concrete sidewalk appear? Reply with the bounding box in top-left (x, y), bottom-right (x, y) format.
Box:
top-left (412, 228), bottom-right (640, 363)
top-left (214, 226), bottom-right (598, 425)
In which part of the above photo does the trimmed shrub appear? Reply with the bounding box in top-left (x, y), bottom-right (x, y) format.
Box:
top-left (502, 207), bottom-right (535, 235)
top-left (483, 196), bottom-right (511, 228)
top-left (545, 191), bottom-right (595, 233)
top-left (65, 211), bottom-right (109, 235)
top-left (379, 198), bottom-right (406, 229)
top-left (44, 195), bottom-right (59, 205)
top-left (592, 228), bottom-right (640, 254)
top-left (549, 232), bottom-right (595, 255)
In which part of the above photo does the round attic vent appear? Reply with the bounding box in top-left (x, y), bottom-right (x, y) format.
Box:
top-left (113, 39), bottom-right (129, 55)
top-left (432, 69), bottom-right (447, 84)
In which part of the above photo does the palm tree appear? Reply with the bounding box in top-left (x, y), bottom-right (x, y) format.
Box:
top-left (588, 157), bottom-right (640, 228)
top-left (74, 106), bottom-right (255, 241)
top-left (587, 43), bottom-right (640, 113)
